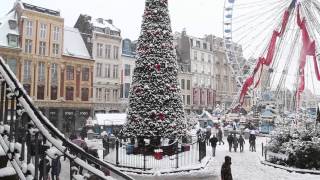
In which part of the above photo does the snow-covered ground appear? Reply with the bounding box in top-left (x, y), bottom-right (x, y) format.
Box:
top-left (129, 136), bottom-right (320, 180)
top-left (209, 136), bottom-right (320, 180)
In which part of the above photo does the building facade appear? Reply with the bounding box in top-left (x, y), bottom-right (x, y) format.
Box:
top-left (75, 15), bottom-right (122, 114)
top-left (119, 39), bottom-right (136, 111)
top-left (175, 29), bottom-right (243, 112)
top-left (0, 2), bottom-right (95, 135)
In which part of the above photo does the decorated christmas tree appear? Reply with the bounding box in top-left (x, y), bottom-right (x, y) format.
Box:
top-left (122, 0), bottom-right (187, 138)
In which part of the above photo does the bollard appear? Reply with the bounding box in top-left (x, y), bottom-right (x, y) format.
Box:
top-left (116, 139), bottom-right (119, 166)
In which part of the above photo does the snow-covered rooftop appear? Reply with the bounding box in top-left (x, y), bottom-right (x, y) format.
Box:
top-left (0, 11), bottom-right (19, 48)
top-left (93, 113), bottom-right (126, 126)
top-left (63, 27), bottom-right (91, 59)
top-left (92, 18), bottom-right (120, 32)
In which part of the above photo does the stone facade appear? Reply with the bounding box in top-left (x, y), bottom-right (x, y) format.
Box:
top-left (75, 15), bottom-right (122, 114)
top-left (0, 2), bottom-right (95, 135)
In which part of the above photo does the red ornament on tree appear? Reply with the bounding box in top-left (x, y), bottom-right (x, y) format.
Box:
top-left (155, 64), bottom-right (161, 71)
top-left (158, 113), bottom-right (165, 120)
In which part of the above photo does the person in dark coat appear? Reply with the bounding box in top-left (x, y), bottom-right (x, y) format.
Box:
top-left (221, 156), bottom-right (233, 180)
top-left (227, 134), bottom-right (233, 152)
top-left (233, 134), bottom-right (239, 152)
top-left (206, 130), bottom-right (211, 145)
top-left (51, 154), bottom-right (61, 180)
top-left (239, 135), bottom-right (245, 152)
top-left (249, 134), bottom-right (256, 152)
top-left (217, 128), bottom-right (224, 145)
top-left (209, 135), bottom-right (218, 157)
top-left (39, 157), bottom-right (51, 180)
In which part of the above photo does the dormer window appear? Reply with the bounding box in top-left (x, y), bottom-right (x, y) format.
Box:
top-left (7, 34), bottom-right (18, 47)
top-left (105, 27), bottom-right (110, 34)
top-left (8, 20), bottom-right (17, 29)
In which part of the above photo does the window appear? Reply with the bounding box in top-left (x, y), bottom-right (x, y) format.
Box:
top-left (23, 60), bottom-right (32, 82)
top-left (183, 95), bottom-right (186, 105)
top-left (25, 39), bottom-right (32, 53)
top-left (96, 88), bottom-right (103, 100)
top-left (187, 80), bottom-right (191, 90)
top-left (105, 45), bottom-right (111, 59)
top-left (113, 65), bottom-right (118, 78)
top-left (96, 63), bottom-right (102, 77)
top-left (208, 54), bottom-right (211, 63)
top-left (52, 43), bottom-right (59, 56)
top-left (203, 43), bottom-right (207, 50)
top-left (66, 87), bottom-right (74, 100)
top-left (120, 84), bottom-right (123, 98)
top-left (37, 85), bottom-right (45, 100)
top-left (82, 67), bottom-right (89, 81)
top-left (23, 84), bottom-right (31, 95)
top-left (38, 62), bottom-right (45, 82)
top-left (51, 63), bottom-right (58, 83)
top-left (187, 95), bottom-right (191, 105)
top-left (113, 89), bottom-right (118, 101)
top-left (196, 41), bottom-right (200, 48)
top-left (53, 26), bottom-right (60, 41)
top-left (7, 59), bottom-right (17, 75)
top-left (190, 39), bottom-right (193, 46)
top-left (105, 64), bottom-right (110, 78)
top-left (181, 79), bottom-right (185, 90)
top-left (66, 65), bottom-right (74, 80)
top-left (25, 20), bottom-right (33, 37)
top-left (81, 88), bottom-right (89, 101)
top-left (97, 43), bottom-right (103, 57)
top-left (39, 41), bottom-right (46, 55)
top-left (105, 89), bottom-right (110, 101)
top-left (40, 23), bottom-right (47, 39)
top-left (194, 51), bottom-right (197, 60)
top-left (124, 83), bottom-right (130, 98)
top-left (8, 35), bottom-right (18, 47)
top-left (201, 53), bottom-right (204, 61)
top-left (51, 86), bottom-right (57, 100)
top-left (113, 46), bottom-right (119, 59)
top-left (124, 64), bottom-right (130, 76)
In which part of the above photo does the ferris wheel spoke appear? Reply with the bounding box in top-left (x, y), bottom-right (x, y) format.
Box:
top-left (232, 4), bottom-right (288, 33)
top-left (234, 10), bottom-right (285, 52)
top-left (233, 0), bottom-right (283, 8)
top-left (233, 0), bottom-right (287, 10)
top-left (302, 1), bottom-right (320, 40)
top-left (232, 4), bottom-right (288, 37)
top-left (232, 1), bottom-right (288, 22)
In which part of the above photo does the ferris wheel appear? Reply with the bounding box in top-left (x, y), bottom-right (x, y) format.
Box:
top-left (223, 0), bottom-right (320, 110)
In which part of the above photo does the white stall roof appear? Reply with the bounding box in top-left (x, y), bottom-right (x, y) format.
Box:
top-left (94, 113), bottom-right (126, 126)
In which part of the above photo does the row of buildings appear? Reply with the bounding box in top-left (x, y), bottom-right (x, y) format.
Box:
top-left (0, 1), bottom-right (243, 134)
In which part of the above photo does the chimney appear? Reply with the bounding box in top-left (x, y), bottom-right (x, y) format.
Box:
top-left (106, 19), bottom-right (113, 24)
top-left (97, 18), bottom-right (103, 23)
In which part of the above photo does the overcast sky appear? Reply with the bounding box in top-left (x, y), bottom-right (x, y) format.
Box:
top-left (0, 0), bottom-right (225, 40)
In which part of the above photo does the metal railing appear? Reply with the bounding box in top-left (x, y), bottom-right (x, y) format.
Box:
top-left (0, 56), bottom-right (134, 180)
top-left (102, 136), bottom-right (207, 171)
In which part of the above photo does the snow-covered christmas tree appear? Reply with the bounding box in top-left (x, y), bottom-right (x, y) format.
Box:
top-left (122, 0), bottom-right (187, 138)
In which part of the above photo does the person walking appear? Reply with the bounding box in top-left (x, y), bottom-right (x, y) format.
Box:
top-left (206, 129), bottom-right (211, 145)
top-left (209, 135), bottom-right (218, 157)
top-left (239, 134), bottom-right (245, 152)
top-left (221, 156), bottom-right (233, 180)
top-left (233, 134), bottom-right (239, 152)
top-left (249, 134), bottom-right (256, 152)
top-left (39, 157), bottom-right (51, 180)
top-left (217, 128), bottom-right (225, 145)
top-left (227, 134), bottom-right (233, 152)
top-left (51, 154), bottom-right (61, 180)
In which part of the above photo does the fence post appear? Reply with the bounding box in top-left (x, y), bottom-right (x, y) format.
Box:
top-left (262, 143), bottom-right (264, 157)
top-left (143, 143), bottom-right (146, 171)
top-left (265, 147), bottom-right (267, 161)
top-left (176, 142), bottom-right (179, 169)
top-left (116, 139), bottom-right (119, 166)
